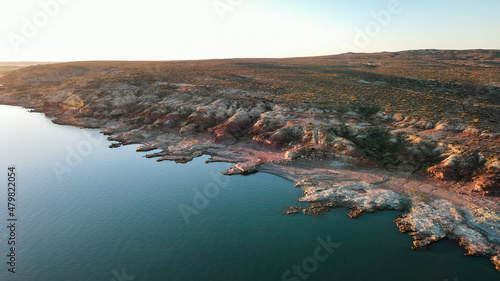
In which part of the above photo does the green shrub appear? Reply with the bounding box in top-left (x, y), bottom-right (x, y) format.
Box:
top-left (329, 125), bottom-right (409, 166)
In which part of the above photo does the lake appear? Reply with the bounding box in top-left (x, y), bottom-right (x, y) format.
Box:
top-left (0, 104), bottom-right (499, 281)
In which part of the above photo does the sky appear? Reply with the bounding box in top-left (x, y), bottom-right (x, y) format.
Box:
top-left (0, 0), bottom-right (499, 62)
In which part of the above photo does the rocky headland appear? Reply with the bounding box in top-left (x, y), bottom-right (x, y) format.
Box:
top-left (1, 50), bottom-right (500, 270)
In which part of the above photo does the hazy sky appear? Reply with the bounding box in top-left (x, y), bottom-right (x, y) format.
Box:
top-left (1, 0), bottom-right (499, 61)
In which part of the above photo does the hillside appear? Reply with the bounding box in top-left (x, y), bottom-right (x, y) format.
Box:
top-left (2, 50), bottom-right (500, 124)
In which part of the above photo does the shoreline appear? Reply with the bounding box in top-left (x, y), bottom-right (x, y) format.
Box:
top-left (2, 95), bottom-right (500, 271)
top-left (0, 53), bottom-right (499, 271)
top-left (6, 101), bottom-right (500, 270)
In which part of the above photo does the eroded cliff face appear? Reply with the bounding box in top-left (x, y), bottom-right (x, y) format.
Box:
top-left (1, 58), bottom-right (500, 271)
top-left (3, 73), bottom-right (497, 195)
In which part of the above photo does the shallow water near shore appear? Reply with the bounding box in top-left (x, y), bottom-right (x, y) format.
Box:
top-left (0, 104), bottom-right (499, 281)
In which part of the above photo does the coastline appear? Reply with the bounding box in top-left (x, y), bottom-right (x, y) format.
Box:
top-left (1, 53), bottom-right (499, 271)
top-left (3, 100), bottom-right (500, 270)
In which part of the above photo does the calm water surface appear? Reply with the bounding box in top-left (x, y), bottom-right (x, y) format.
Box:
top-left (0, 105), bottom-right (499, 281)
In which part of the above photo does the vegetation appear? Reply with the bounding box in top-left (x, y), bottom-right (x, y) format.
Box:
top-left (1, 50), bottom-right (499, 161)
top-left (411, 140), bottom-right (446, 171)
top-left (329, 125), bottom-right (409, 166)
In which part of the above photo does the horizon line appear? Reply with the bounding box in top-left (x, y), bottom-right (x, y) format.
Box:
top-left (1, 48), bottom-right (499, 64)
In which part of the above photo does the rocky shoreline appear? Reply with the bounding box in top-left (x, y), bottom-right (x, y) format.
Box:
top-left (1, 55), bottom-right (499, 271)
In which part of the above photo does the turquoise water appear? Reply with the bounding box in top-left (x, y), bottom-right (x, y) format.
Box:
top-left (0, 104), bottom-right (499, 281)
